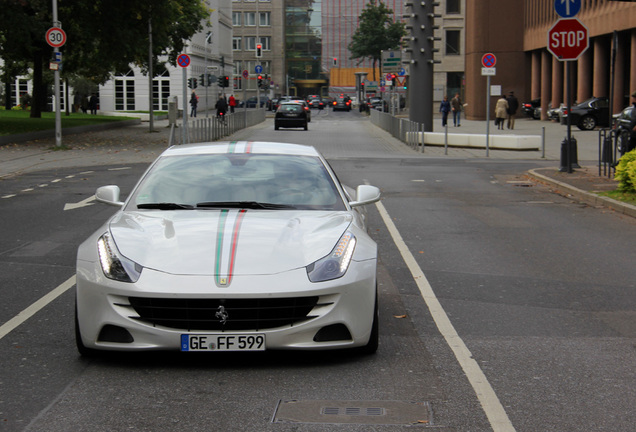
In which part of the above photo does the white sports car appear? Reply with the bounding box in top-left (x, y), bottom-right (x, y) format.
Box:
top-left (75, 142), bottom-right (381, 354)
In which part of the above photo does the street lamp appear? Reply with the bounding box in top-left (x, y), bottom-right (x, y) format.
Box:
top-left (205, 31), bottom-right (213, 117)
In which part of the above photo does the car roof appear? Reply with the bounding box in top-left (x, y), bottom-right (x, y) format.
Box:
top-left (162, 141), bottom-right (320, 157)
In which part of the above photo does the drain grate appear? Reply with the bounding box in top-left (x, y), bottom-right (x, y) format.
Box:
top-left (273, 400), bottom-right (432, 425)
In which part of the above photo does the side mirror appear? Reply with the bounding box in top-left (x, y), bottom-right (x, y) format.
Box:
top-left (95, 185), bottom-right (124, 207)
top-left (350, 185), bottom-right (381, 207)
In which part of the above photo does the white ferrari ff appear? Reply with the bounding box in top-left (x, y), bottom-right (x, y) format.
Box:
top-left (75, 142), bottom-right (381, 355)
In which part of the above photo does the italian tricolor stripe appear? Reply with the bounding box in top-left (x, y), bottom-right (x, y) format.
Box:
top-left (214, 209), bottom-right (247, 287)
top-left (227, 141), bottom-right (254, 154)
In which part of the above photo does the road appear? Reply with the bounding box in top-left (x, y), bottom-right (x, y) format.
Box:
top-left (1, 109), bottom-right (635, 431)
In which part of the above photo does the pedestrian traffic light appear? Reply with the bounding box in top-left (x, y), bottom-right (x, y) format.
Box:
top-left (256, 44), bottom-right (262, 58)
top-left (257, 75), bottom-right (263, 88)
top-left (223, 76), bottom-right (229, 87)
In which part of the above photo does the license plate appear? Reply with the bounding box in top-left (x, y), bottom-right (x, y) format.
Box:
top-left (181, 334), bottom-right (265, 352)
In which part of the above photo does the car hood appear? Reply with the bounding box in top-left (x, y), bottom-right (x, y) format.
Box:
top-left (109, 210), bottom-right (355, 276)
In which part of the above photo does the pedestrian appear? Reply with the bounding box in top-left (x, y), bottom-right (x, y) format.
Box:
top-left (451, 93), bottom-right (462, 127)
top-left (215, 95), bottom-right (228, 119)
top-left (189, 91), bottom-right (198, 117)
top-left (229, 94), bottom-right (236, 113)
top-left (89, 93), bottom-right (98, 115)
top-left (439, 96), bottom-right (451, 127)
top-left (495, 95), bottom-right (509, 130)
top-left (506, 91), bottom-right (519, 129)
top-left (628, 91), bottom-right (636, 153)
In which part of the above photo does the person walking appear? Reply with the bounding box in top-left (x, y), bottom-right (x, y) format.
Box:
top-left (451, 93), bottom-right (462, 127)
top-left (189, 91), bottom-right (198, 117)
top-left (506, 91), bottom-right (519, 130)
top-left (627, 91), bottom-right (636, 154)
top-left (439, 96), bottom-right (451, 127)
top-left (495, 95), bottom-right (509, 130)
top-left (229, 94), bottom-right (236, 113)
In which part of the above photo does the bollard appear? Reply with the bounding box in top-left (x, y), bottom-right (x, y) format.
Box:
top-left (558, 137), bottom-right (580, 172)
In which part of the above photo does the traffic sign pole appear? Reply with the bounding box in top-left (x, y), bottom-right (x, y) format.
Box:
top-left (50, 0), bottom-right (62, 148)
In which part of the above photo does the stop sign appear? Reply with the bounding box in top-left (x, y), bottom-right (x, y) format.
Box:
top-left (547, 18), bottom-right (589, 61)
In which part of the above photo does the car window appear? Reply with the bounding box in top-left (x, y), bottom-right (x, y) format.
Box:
top-left (280, 104), bottom-right (302, 113)
top-left (128, 154), bottom-right (346, 211)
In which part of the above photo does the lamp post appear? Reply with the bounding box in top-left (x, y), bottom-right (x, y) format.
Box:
top-left (205, 31), bottom-right (213, 118)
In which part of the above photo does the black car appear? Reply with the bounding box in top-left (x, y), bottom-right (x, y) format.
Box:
top-left (522, 98), bottom-right (540, 118)
top-left (307, 97), bottom-right (325, 109)
top-left (332, 95), bottom-right (351, 111)
top-left (614, 105), bottom-right (634, 155)
top-left (274, 102), bottom-right (308, 130)
top-left (562, 96), bottom-right (610, 130)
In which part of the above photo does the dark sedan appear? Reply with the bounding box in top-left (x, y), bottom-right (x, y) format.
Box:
top-left (561, 96), bottom-right (610, 130)
top-left (522, 98), bottom-right (540, 118)
top-left (274, 102), bottom-right (308, 130)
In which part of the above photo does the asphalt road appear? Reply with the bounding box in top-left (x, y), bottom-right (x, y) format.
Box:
top-left (1, 109), bottom-right (635, 431)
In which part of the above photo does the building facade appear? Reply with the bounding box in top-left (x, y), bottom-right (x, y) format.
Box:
top-left (465, 0), bottom-right (636, 120)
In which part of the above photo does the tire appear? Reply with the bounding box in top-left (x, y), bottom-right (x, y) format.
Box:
top-left (617, 130), bottom-right (632, 155)
top-left (578, 115), bottom-right (597, 131)
top-left (75, 300), bottom-right (98, 357)
top-left (304, 123), bottom-right (308, 131)
top-left (353, 290), bottom-right (378, 355)
top-left (275, 123), bottom-right (279, 130)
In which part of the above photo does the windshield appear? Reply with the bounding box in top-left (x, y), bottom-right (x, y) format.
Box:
top-left (127, 153), bottom-right (346, 211)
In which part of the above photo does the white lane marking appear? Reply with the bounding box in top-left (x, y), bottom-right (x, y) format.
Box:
top-left (63, 195), bottom-right (96, 211)
top-left (0, 276), bottom-right (76, 341)
top-left (375, 200), bottom-right (516, 432)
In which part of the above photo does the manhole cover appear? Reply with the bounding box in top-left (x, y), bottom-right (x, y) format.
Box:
top-left (273, 400), bottom-right (432, 425)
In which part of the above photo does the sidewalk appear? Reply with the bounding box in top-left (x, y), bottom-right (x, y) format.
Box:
top-left (1, 113), bottom-right (633, 218)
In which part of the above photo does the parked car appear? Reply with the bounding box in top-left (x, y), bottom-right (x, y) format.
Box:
top-left (307, 96), bottom-right (325, 110)
top-left (614, 105), bottom-right (634, 155)
top-left (275, 102), bottom-right (309, 130)
top-left (332, 95), bottom-right (352, 111)
top-left (368, 97), bottom-right (387, 112)
top-left (522, 98), bottom-right (541, 118)
top-left (561, 96), bottom-right (610, 130)
top-left (75, 141), bottom-right (381, 354)
top-left (239, 96), bottom-right (269, 108)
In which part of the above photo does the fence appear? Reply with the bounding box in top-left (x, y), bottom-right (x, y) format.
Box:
top-left (369, 109), bottom-right (426, 152)
top-left (168, 109), bottom-right (266, 146)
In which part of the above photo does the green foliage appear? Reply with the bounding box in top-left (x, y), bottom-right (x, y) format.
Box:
top-left (0, 0), bottom-right (209, 115)
top-left (615, 149), bottom-right (636, 193)
top-left (348, 0), bottom-right (406, 80)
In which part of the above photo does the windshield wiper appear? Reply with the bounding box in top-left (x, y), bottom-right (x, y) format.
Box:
top-left (137, 203), bottom-right (195, 210)
top-left (196, 201), bottom-right (296, 210)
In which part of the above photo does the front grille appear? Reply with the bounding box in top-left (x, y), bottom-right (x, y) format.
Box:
top-left (128, 296), bottom-right (321, 331)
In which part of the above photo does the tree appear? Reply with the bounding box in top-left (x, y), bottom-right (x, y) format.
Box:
top-left (0, 0), bottom-right (209, 117)
top-left (348, 0), bottom-right (406, 81)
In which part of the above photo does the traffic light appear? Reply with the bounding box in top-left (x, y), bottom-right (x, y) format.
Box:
top-left (187, 78), bottom-right (198, 89)
top-left (257, 75), bottom-right (263, 88)
top-left (333, 57), bottom-right (338, 67)
top-left (256, 44), bottom-right (262, 58)
top-left (199, 74), bottom-right (206, 87)
top-left (218, 76), bottom-right (224, 87)
top-left (223, 76), bottom-right (229, 87)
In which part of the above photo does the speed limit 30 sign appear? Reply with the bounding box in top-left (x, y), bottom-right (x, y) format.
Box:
top-left (46, 27), bottom-right (67, 48)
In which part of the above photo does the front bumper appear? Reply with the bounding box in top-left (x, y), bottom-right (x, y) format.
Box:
top-left (76, 260), bottom-right (376, 351)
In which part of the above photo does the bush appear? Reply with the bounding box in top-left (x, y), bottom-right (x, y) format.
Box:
top-left (615, 148), bottom-right (636, 193)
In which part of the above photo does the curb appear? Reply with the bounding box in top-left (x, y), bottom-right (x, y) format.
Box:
top-left (0, 118), bottom-right (141, 146)
top-left (527, 168), bottom-right (636, 219)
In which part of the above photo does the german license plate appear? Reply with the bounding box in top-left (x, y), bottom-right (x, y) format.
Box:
top-left (181, 334), bottom-right (265, 351)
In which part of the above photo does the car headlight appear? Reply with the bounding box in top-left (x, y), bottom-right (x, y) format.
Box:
top-left (97, 232), bottom-right (142, 283)
top-left (306, 231), bottom-right (356, 282)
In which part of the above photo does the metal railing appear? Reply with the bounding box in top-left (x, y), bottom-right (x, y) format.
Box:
top-left (598, 128), bottom-right (617, 178)
top-left (369, 109), bottom-right (426, 152)
top-left (168, 109), bottom-right (266, 146)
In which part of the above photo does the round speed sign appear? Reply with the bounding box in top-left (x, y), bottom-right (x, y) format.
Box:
top-left (46, 27), bottom-right (67, 48)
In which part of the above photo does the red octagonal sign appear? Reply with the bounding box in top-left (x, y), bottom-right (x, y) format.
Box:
top-left (548, 18), bottom-right (589, 61)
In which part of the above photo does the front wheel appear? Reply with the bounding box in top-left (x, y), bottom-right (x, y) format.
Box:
top-left (578, 115), bottom-right (597, 131)
top-left (616, 130), bottom-right (630, 155)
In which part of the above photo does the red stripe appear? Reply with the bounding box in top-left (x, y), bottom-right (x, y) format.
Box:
top-left (227, 209), bottom-right (246, 281)
top-left (245, 142), bottom-right (253, 153)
